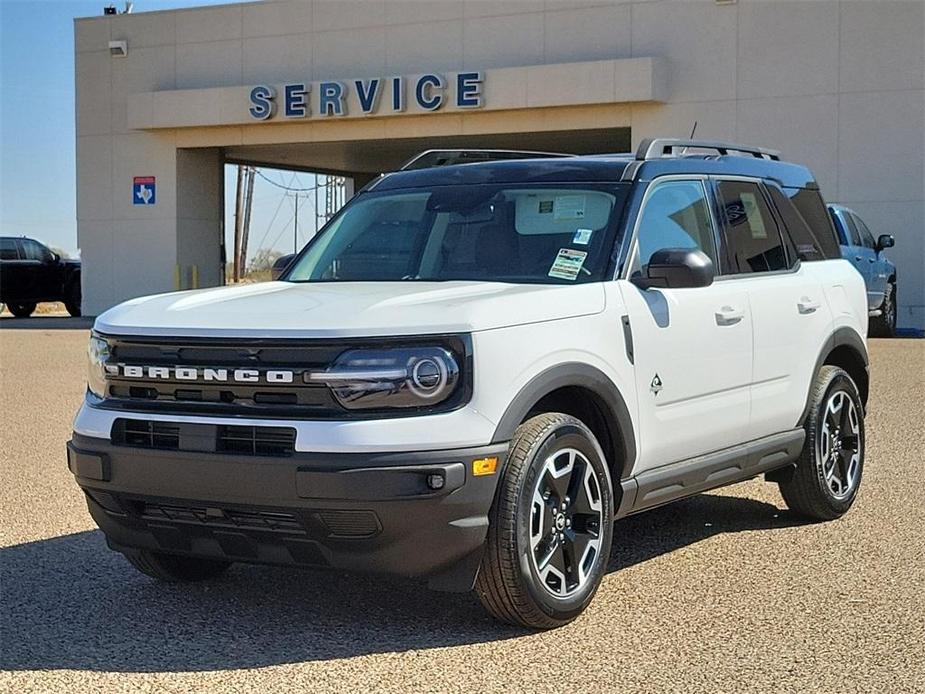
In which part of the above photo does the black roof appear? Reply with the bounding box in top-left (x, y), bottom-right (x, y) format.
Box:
top-left (374, 153), bottom-right (819, 191)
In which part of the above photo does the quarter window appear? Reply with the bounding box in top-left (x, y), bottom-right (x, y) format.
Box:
top-left (717, 180), bottom-right (789, 273)
top-left (631, 180), bottom-right (716, 277)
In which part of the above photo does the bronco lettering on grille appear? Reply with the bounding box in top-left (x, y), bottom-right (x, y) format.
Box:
top-left (109, 365), bottom-right (295, 384)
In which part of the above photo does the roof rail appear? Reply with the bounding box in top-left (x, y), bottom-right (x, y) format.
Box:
top-left (399, 149), bottom-right (572, 171)
top-left (636, 138), bottom-right (780, 161)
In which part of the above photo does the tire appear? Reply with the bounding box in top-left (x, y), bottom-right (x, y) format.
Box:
top-left (8, 302), bottom-right (36, 318)
top-left (778, 366), bottom-right (865, 521)
top-left (64, 283), bottom-right (82, 317)
top-left (475, 413), bottom-right (614, 629)
top-left (869, 282), bottom-right (896, 337)
top-left (124, 549), bottom-right (232, 582)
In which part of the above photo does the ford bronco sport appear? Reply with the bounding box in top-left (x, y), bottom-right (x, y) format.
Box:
top-left (69, 139), bottom-right (869, 629)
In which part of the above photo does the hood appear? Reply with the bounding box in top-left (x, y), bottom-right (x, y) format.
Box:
top-left (94, 281), bottom-right (606, 339)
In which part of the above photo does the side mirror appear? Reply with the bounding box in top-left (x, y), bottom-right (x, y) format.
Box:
top-left (876, 234), bottom-right (894, 252)
top-left (271, 253), bottom-right (296, 280)
top-left (632, 248), bottom-right (714, 290)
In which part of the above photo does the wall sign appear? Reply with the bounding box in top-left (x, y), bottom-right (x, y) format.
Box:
top-left (133, 176), bottom-right (156, 205)
top-left (248, 71), bottom-right (483, 122)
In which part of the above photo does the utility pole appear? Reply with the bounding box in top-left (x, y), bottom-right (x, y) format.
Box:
top-left (293, 191), bottom-right (299, 253)
top-left (240, 166), bottom-right (256, 275)
top-left (232, 164), bottom-right (244, 281)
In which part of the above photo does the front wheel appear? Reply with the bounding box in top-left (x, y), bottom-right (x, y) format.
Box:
top-left (778, 366), bottom-right (865, 521)
top-left (475, 413), bottom-right (614, 629)
top-left (64, 281), bottom-right (82, 317)
top-left (869, 282), bottom-right (896, 337)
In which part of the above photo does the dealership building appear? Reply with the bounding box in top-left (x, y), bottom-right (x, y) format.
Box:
top-left (74, 0), bottom-right (924, 329)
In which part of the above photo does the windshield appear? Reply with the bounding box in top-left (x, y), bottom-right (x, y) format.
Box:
top-left (284, 183), bottom-right (630, 284)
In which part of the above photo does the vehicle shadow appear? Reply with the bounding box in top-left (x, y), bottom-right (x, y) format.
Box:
top-left (0, 315), bottom-right (94, 330)
top-left (0, 493), bottom-right (803, 673)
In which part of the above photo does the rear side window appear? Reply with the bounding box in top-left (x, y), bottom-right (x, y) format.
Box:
top-left (767, 186), bottom-right (829, 262)
top-left (0, 238), bottom-right (19, 260)
top-left (785, 187), bottom-right (841, 258)
top-left (717, 180), bottom-right (789, 274)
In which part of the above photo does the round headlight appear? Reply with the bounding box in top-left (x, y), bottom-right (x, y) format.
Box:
top-left (410, 357), bottom-right (448, 397)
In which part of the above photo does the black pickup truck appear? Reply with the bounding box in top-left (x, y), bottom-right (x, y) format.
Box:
top-left (0, 236), bottom-right (81, 317)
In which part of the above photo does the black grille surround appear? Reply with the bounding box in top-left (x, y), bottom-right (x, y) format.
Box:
top-left (112, 418), bottom-right (296, 457)
top-left (93, 333), bottom-right (473, 420)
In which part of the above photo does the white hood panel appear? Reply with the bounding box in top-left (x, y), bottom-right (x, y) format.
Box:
top-left (94, 281), bottom-right (606, 338)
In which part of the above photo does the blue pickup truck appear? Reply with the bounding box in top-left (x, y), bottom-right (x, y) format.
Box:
top-left (827, 205), bottom-right (897, 337)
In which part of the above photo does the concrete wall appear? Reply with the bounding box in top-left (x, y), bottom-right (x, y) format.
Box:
top-left (76, 0), bottom-right (925, 328)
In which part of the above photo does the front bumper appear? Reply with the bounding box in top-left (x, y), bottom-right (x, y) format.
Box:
top-left (68, 433), bottom-right (507, 592)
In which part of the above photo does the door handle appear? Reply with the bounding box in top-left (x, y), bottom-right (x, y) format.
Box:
top-left (855, 255), bottom-right (863, 261)
top-left (715, 306), bottom-right (744, 326)
top-left (868, 258), bottom-right (875, 263)
top-left (798, 297), bottom-right (820, 314)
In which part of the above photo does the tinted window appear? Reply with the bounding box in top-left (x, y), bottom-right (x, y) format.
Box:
top-left (853, 214), bottom-right (876, 249)
top-left (786, 187), bottom-right (841, 259)
top-left (718, 180), bottom-right (789, 273)
top-left (21, 239), bottom-right (52, 262)
top-left (842, 211), bottom-right (862, 246)
top-left (767, 186), bottom-right (827, 261)
top-left (0, 238), bottom-right (19, 260)
top-left (631, 180), bottom-right (716, 275)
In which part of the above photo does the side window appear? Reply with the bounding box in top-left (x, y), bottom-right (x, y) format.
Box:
top-left (841, 211), bottom-right (862, 246)
top-left (786, 187), bottom-right (840, 258)
top-left (767, 185), bottom-right (824, 261)
top-left (21, 239), bottom-right (52, 262)
top-left (853, 214), bottom-right (876, 249)
top-left (0, 239), bottom-right (19, 260)
top-left (717, 180), bottom-right (789, 274)
top-left (631, 180), bottom-right (716, 276)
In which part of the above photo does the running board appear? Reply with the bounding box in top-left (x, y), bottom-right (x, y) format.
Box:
top-left (617, 429), bottom-right (805, 518)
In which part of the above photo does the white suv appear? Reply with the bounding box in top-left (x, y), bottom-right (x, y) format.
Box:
top-left (69, 140), bottom-right (869, 629)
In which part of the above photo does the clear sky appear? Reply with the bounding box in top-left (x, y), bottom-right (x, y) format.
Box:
top-left (0, 0), bottom-right (320, 263)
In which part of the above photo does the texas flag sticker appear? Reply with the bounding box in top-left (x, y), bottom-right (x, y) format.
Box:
top-left (133, 176), bottom-right (156, 205)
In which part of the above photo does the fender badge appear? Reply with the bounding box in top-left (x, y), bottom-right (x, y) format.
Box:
top-left (650, 373), bottom-right (663, 395)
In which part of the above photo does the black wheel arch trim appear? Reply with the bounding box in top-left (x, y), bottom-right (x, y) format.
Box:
top-left (490, 362), bottom-right (637, 480)
top-left (799, 326), bottom-right (869, 426)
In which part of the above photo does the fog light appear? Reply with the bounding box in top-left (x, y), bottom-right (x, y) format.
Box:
top-left (426, 473), bottom-right (445, 490)
top-left (472, 457), bottom-right (498, 476)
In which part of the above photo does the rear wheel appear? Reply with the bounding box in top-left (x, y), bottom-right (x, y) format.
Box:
top-left (8, 302), bottom-right (36, 318)
top-left (778, 366), bottom-right (864, 521)
top-left (475, 413), bottom-right (614, 629)
top-left (124, 549), bottom-right (232, 582)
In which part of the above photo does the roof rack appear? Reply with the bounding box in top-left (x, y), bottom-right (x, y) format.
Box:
top-left (399, 149), bottom-right (572, 171)
top-left (636, 138), bottom-right (780, 161)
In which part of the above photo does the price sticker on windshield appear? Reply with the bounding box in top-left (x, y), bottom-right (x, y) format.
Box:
top-left (548, 248), bottom-right (587, 281)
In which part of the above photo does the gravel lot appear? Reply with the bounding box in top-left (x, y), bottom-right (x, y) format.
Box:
top-left (1, 317), bottom-right (923, 693)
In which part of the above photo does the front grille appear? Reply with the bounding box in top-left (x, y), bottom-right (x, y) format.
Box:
top-left (113, 419), bottom-right (180, 450)
top-left (217, 425), bottom-right (296, 457)
top-left (95, 334), bottom-right (471, 419)
top-left (112, 418), bottom-right (295, 456)
top-left (135, 501), bottom-right (305, 534)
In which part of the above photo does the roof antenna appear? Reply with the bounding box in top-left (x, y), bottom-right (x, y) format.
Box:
top-left (679, 121), bottom-right (698, 156)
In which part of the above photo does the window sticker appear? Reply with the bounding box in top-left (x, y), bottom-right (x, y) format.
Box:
top-left (572, 228), bottom-right (593, 245)
top-left (538, 199), bottom-right (554, 214)
top-left (740, 192), bottom-right (768, 239)
top-left (548, 248), bottom-right (588, 281)
top-left (554, 195), bottom-right (586, 220)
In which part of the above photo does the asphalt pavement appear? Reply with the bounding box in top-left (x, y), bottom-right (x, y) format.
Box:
top-left (1, 316), bottom-right (923, 693)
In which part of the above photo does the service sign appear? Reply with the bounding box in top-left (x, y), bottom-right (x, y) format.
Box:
top-left (248, 71), bottom-right (483, 122)
top-left (133, 176), bottom-right (156, 205)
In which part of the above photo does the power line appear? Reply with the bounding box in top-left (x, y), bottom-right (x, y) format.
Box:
top-left (254, 168), bottom-right (318, 192)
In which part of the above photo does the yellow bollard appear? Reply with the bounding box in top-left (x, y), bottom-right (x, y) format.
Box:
top-left (191, 265), bottom-right (199, 289)
top-left (174, 265), bottom-right (181, 290)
